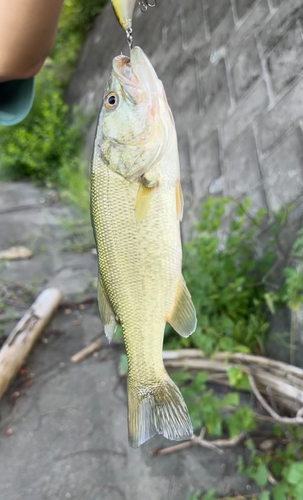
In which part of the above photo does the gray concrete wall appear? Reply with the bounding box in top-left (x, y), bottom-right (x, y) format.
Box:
top-left (67, 0), bottom-right (303, 240)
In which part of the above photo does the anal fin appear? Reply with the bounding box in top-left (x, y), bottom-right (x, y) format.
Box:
top-left (168, 277), bottom-right (197, 337)
top-left (97, 277), bottom-right (118, 342)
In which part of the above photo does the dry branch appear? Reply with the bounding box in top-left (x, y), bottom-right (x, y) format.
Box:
top-left (0, 288), bottom-right (62, 401)
top-left (71, 340), bottom-right (102, 363)
top-left (150, 428), bottom-right (246, 457)
top-left (248, 374), bottom-right (303, 425)
top-left (149, 349), bottom-right (303, 457)
top-left (163, 349), bottom-right (303, 414)
top-left (0, 246), bottom-right (32, 260)
top-left (163, 349), bottom-right (303, 380)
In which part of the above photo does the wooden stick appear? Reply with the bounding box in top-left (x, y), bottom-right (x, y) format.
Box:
top-left (150, 440), bottom-right (195, 456)
top-left (163, 349), bottom-right (303, 380)
top-left (71, 340), bottom-right (102, 363)
top-left (248, 374), bottom-right (303, 425)
top-left (163, 349), bottom-right (303, 415)
top-left (150, 430), bottom-right (246, 457)
top-left (0, 288), bottom-right (62, 401)
top-left (164, 358), bottom-right (303, 407)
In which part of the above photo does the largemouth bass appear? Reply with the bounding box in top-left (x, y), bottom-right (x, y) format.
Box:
top-left (91, 46), bottom-right (197, 448)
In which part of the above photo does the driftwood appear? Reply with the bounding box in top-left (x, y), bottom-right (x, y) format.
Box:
top-left (71, 340), bottom-right (102, 363)
top-left (163, 349), bottom-right (303, 414)
top-left (163, 349), bottom-right (303, 379)
top-left (0, 246), bottom-right (32, 260)
top-left (150, 427), bottom-right (247, 457)
top-left (148, 349), bottom-right (303, 457)
top-left (0, 288), bottom-right (62, 401)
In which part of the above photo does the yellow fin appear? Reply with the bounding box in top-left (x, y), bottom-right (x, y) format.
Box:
top-left (168, 277), bottom-right (197, 337)
top-left (175, 180), bottom-right (184, 221)
top-left (97, 277), bottom-right (117, 343)
top-left (135, 183), bottom-right (154, 222)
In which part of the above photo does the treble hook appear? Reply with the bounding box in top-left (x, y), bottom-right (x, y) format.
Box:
top-left (126, 27), bottom-right (133, 51)
top-left (138, 0), bottom-right (157, 12)
top-left (124, 0), bottom-right (157, 52)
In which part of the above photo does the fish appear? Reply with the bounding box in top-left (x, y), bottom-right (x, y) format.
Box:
top-left (111, 0), bottom-right (137, 30)
top-left (91, 46), bottom-right (197, 448)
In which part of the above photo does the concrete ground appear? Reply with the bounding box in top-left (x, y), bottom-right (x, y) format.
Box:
top-left (0, 182), bottom-right (251, 500)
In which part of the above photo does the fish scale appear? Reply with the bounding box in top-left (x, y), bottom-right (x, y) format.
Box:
top-left (92, 160), bottom-right (178, 376)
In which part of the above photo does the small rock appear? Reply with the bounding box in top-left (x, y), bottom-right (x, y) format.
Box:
top-left (5, 429), bottom-right (13, 436)
top-left (259, 439), bottom-right (275, 451)
top-left (64, 309), bottom-right (72, 315)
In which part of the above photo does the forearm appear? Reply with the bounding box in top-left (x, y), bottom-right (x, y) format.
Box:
top-left (0, 0), bottom-right (64, 82)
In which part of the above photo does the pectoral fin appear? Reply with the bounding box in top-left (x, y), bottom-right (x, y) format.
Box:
top-left (168, 277), bottom-right (197, 337)
top-left (175, 180), bottom-right (184, 222)
top-left (97, 277), bottom-right (118, 343)
top-left (135, 183), bottom-right (155, 222)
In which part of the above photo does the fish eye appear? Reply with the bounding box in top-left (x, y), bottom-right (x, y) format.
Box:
top-left (104, 92), bottom-right (119, 110)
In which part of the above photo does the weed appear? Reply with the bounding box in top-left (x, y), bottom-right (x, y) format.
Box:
top-left (165, 198), bottom-right (274, 355)
top-left (179, 198), bottom-right (303, 500)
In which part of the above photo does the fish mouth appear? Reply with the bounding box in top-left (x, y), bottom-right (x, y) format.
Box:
top-left (112, 47), bottom-right (159, 103)
top-left (107, 47), bottom-right (171, 176)
top-left (113, 56), bottom-right (132, 84)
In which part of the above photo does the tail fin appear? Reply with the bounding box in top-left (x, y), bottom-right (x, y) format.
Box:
top-left (128, 374), bottom-right (193, 448)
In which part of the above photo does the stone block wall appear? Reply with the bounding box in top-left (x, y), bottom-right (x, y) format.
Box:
top-left (67, 0), bottom-right (303, 240)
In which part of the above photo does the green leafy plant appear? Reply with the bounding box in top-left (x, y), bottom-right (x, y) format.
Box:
top-left (237, 430), bottom-right (303, 500)
top-left (165, 198), bottom-right (273, 355)
top-left (281, 227), bottom-right (303, 364)
top-left (186, 491), bottom-right (202, 500)
top-left (0, 0), bottom-right (106, 210)
top-left (52, 0), bottom-right (107, 82)
top-left (0, 70), bottom-right (81, 183)
top-left (201, 490), bottom-right (217, 500)
top-left (172, 371), bottom-right (256, 437)
top-left (177, 198), bottom-right (303, 500)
